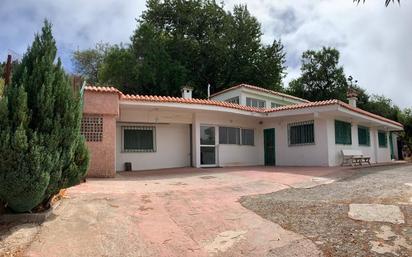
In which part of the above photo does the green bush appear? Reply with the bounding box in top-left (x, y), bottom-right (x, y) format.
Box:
top-left (0, 21), bottom-right (89, 213)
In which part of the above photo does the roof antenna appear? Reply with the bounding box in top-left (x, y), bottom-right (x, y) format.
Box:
top-left (207, 83), bottom-right (211, 99)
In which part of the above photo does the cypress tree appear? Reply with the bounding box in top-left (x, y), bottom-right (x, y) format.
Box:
top-left (0, 21), bottom-right (89, 212)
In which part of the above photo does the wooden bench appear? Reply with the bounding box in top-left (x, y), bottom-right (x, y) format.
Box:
top-left (341, 149), bottom-right (371, 166)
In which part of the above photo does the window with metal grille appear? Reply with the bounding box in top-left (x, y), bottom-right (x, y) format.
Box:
top-left (358, 126), bottom-right (370, 146)
top-left (219, 127), bottom-right (240, 144)
top-left (378, 131), bottom-right (388, 148)
top-left (81, 115), bottom-right (103, 142)
top-left (122, 126), bottom-right (156, 152)
top-left (288, 120), bottom-right (315, 145)
top-left (225, 97), bottom-right (240, 104)
top-left (241, 129), bottom-right (254, 145)
top-left (335, 120), bottom-right (352, 145)
top-left (246, 97), bottom-right (265, 108)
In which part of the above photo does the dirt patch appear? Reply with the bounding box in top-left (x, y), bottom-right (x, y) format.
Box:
top-left (240, 165), bottom-right (412, 257)
top-left (0, 223), bottom-right (40, 256)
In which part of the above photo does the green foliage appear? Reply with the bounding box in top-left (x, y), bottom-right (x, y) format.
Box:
top-left (287, 47), bottom-right (349, 101)
top-left (72, 42), bottom-right (110, 84)
top-left (98, 45), bottom-right (136, 93)
top-left (363, 95), bottom-right (401, 122)
top-left (72, 0), bottom-right (287, 97)
top-left (0, 21), bottom-right (89, 212)
top-left (0, 78), bottom-right (4, 95)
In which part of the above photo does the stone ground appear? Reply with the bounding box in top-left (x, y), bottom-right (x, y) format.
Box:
top-left (0, 166), bottom-right (346, 257)
top-left (240, 164), bottom-right (412, 257)
top-left (1, 165), bottom-right (411, 257)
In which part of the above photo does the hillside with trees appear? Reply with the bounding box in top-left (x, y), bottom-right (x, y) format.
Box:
top-left (72, 0), bottom-right (411, 153)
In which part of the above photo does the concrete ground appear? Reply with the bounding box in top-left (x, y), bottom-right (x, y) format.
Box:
top-left (0, 166), bottom-right (350, 257)
top-left (241, 164), bottom-right (412, 257)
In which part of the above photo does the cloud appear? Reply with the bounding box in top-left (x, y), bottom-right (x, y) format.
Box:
top-left (1, 0), bottom-right (410, 108)
top-left (225, 0), bottom-right (412, 108)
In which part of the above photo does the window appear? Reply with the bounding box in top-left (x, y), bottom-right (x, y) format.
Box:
top-left (219, 127), bottom-right (240, 144)
top-left (288, 120), bottom-right (315, 145)
top-left (122, 126), bottom-right (156, 152)
top-left (378, 131), bottom-right (388, 148)
top-left (225, 96), bottom-right (240, 104)
top-left (358, 126), bottom-right (370, 146)
top-left (81, 115), bottom-right (103, 142)
top-left (241, 129), bottom-right (254, 145)
top-left (271, 102), bottom-right (282, 108)
top-left (335, 120), bottom-right (352, 145)
top-left (246, 97), bottom-right (265, 108)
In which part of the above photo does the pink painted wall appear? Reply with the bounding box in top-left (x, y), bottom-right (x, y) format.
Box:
top-left (83, 90), bottom-right (119, 177)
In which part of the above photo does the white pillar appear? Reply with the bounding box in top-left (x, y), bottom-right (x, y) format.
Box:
top-left (192, 113), bottom-right (201, 167)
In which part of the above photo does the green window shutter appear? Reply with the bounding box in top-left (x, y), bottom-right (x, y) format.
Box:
top-left (335, 120), bottom-right (352, 145)
top-left (378, 131), bottom-right (388, 148)
top-left (358, 126), bottom-right (370, 146)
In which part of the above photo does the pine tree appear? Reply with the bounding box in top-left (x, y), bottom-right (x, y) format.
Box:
top-left (0, 21), bottom-right (89, 212)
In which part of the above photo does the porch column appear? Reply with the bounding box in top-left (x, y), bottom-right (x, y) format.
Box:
top-left (192, 113), bottom-right (201, 167)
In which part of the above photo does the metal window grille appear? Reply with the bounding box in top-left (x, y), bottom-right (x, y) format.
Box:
top-left (81, 115), bottom-right (103, 142)
top-left (122, 126), bottom-right (156, 152)
top-left (288, 120), bottom-right (315, 146)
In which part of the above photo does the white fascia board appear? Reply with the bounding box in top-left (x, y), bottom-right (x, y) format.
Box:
top-left (120, 101), bottom-right (263, 117)
top-left (337, 106), bottom-right (403, 131)
top-left (265, 104), bottom-right (338, 118)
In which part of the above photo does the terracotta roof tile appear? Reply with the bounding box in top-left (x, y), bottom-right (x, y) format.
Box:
top-left (210, 83), bottom-right (311, 103)
top-left (85, 85), bottom-right (121, 94)
top-left (84, 86), bottom-right (402, 128)
top-left (121, 93), bottom-right (264, 112)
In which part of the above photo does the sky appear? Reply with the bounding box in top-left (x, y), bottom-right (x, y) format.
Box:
top-left (0, 0), bottom-right (411, 108)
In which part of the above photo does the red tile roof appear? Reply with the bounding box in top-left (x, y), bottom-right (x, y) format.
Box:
top-left (84, 86), bottom-right (402, 128)
top-left (120, 93), bottom-right (265, 112)
top-left (85, 85), bottom-right (121, 94)
top-left (210, 83), bottom-right (311, 103)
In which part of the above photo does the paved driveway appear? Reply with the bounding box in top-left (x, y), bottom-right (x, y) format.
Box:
top-left (14, 166), bottom-right (348, 257)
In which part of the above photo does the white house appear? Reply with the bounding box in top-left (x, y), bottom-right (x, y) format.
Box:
top-left (82, 84), bottom-right (402, 177)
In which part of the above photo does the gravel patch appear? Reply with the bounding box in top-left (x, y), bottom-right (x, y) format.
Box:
top-left (240, 165), bottom-right (412, 257)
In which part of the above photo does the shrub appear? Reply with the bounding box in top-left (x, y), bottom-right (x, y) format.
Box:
top-left (0, 21), bottom-right (89, 212)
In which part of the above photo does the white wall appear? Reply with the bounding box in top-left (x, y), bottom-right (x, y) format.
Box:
top-left (376, 131), bottom-right (391, 163)
top-left (262, 114), bottom-right (330, 166)
top-left (326, 119), bottom-right (392, 166)
top-left (116, 123), bottom-right (191, 171)
top-left (193, 112), bottom-right (262, 167)
top-left (210, 87), bottom-right (303, 107)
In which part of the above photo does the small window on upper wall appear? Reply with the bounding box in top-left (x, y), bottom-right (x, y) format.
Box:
top-left (219, 127), bottom-right (240, 144)
top-left (271, 102), bottom-right (282, 108)
top-left (335, 120), bottom-right (352, 145)
top-left (288, 120), bottom-right (315, 145)
top-left (241, 129), bottom-right (254, 145)
top-left (358, 126), bottom-right (370, 146)
top-left (246, 97), bottom-right (265, 108)
top-left (378, 131), bottom-right (388, 148)
top-left (225, 96), bottom-right (240, 104)
top-left (122, 126), bottom-right (156, 152)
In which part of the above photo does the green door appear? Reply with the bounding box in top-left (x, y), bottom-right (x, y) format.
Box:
top-left (264, 128), bottom-right (276, 166)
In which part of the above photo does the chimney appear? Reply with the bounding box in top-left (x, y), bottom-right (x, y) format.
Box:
top-left (347, 87), bottom-right (358, 108)
top-left (181, 86), bottom-right (193, 99)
